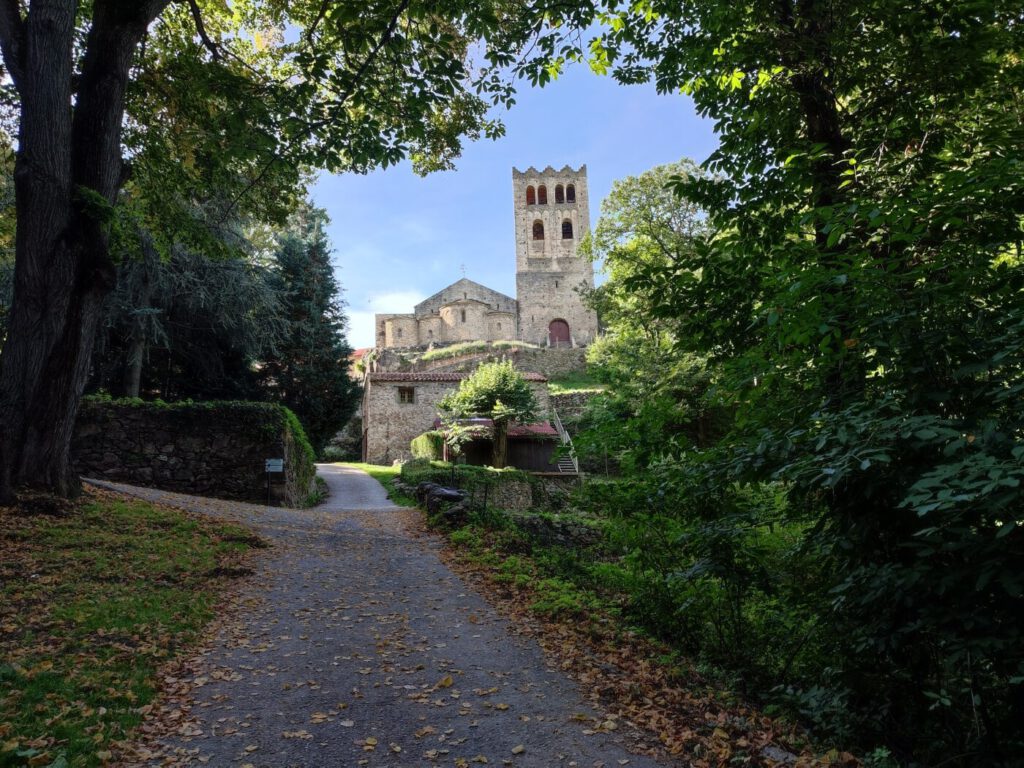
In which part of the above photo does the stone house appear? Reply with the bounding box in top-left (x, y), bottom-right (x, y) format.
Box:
top-left (375, 164), bottom-right (598, 350)
top-left (361, 371), bottom-right (550, 465)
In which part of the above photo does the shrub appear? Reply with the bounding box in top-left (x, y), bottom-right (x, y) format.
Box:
top-left (410, 430), bottom-right (444, 460)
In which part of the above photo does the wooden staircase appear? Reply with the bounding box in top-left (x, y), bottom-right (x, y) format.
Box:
top-left (551, 409), bottom-right (579, 474)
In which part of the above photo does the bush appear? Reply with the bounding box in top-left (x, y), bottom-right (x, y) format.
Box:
top-left (400, 459), bottom-right (536, 512)
top-left (410, 430), bottom-right (444, 460)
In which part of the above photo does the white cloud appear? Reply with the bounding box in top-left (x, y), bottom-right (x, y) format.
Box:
top-left (346, 290), bottom-right (427, 349)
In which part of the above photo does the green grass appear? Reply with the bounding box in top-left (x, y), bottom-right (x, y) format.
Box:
top-left (336, 462), bottom-right (416, 506)
top-left (419, 341), bottom-right (489, 362)
top-left (0, 490), bottom-right (262, 768)
top-left (304, 475), bottom-right (329, 507)
top-left (546, 370), bottom-right (607, 395)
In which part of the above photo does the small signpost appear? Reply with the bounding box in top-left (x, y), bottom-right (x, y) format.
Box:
top-left (265, 458), bottom-right (284, 505)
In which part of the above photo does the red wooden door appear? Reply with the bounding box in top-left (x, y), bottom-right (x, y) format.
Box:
top-left (548, 319), bottom-right (570, 347)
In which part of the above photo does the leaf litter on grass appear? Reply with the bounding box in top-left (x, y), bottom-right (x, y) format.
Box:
top-left (0, 487), bottom-right (266, 768)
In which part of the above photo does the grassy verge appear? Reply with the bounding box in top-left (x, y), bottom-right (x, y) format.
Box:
top-left (336, 462), bottom-right (416, 506)
top-left (0, 488), bottom-right (263, 768)
top-left (418, 503), bottom-right (840, 765)
top-left (546, 370), bottom-right (607, 395)
top-left (304, 475), bottom-right (329, 507)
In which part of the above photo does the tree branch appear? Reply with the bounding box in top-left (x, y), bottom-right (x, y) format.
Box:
top-left (187, 0), bottom-right (220, 60)
top-left (305, 0), bottom-right (330, 45)
top-left (0, 0), bottom-right (25, 91)
top-left (222, 0), bottom-right (411, 220)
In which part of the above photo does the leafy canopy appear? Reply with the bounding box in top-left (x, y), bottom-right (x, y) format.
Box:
top-left (484, 1), bottom-right (1024, 762)
top-left (439, 361), bottom-right (539, 425)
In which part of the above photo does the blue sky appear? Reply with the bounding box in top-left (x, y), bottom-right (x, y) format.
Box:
top-left (311, 66), bottom-right (719, 349)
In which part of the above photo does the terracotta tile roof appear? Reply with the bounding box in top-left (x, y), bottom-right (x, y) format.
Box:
top-left (368, 371), bottom-right (548, 382)
top-left (432, 417), bottom-right (559, 439)
top-left (508, 423), bottom-right (558, 437)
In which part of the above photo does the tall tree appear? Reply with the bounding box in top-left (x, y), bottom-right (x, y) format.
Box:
top-left (482, 1), bottom-right (1024, 761)
top-left (90, 241), bottom-right (285, 401)
top-left (0, 0), bottom-right (504, 501)
top-left (440, 361), bottom-right (539, 469)
top-left (577, 159), bottom-right (718, 470)
top-left (260, 208), bottom-right (359, 454)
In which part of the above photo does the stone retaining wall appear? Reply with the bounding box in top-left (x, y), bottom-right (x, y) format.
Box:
top-left (550, 390), bottom-right (603, 422)
top-left (73, 399), bottom-right (316, 507)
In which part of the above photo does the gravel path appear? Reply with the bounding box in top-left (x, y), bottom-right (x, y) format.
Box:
top-left (91, 465), bottom-right (664, 768)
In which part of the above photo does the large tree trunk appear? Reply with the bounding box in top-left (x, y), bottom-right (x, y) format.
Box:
top-left (491, 419), bottom-right (508, 469)
top-left (122, 243), bottom-right (159, 398)
top-left (0, 0), bottom-right (170, 502)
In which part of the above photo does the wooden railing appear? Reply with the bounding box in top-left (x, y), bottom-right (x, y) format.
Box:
top-left (551, 408), bottom-right (579, 474)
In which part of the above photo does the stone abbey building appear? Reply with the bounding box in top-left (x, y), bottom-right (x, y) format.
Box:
top-left (375, 165), bottom-right (599, 349)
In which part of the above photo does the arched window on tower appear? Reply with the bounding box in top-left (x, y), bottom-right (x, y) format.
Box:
top-left (555, 184), bottom-right (564, 204)
top-left (538, 185), bottom-right (548, 205)
top-left (526, 186), bottom-right (536, 205)
top-left (562, 219), bottom-right (573, 239)
top-left (566, 184), bottom-right (576, 203)
top-left (532, 220), bottom-right (544, 240)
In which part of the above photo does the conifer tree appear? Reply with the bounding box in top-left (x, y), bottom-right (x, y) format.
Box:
top-left (261, 209), bottom-right (359, 454)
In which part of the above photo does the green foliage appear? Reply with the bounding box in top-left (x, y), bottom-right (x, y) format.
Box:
top-left (258, 207), bottom-right (360, 453)
top-left (418, 339), bottom-right (539, 363)
top-left (483, 4), bottom-right (1024, 761)
top-left (439, 361), bottom-right (540, 422)
top-left (490, 340), bottom-right (538, 351)
top-left (419, 341), bottom-right (488, 362)
top-left (410, 431), bottom-right (445, 461)
top-left (400, 458), bottom-right (530, 489)
top-left (91, 240), bottom-right (285, 400)
top-left (572, 160), bottom-right (727, 472)
top-left (439, 361), bottom-right (541, 468)
top-left (546, 370), bottom-right (605, 395)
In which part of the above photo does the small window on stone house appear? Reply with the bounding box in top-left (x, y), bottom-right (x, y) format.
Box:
top-left (555, 280), bottom-right (559, 288)
top-left (396, 327), bottom-right (403, 339)
top-left (526, 186), bottom-right (536, 205)
top-left (497, 322), bottom-right (502, 330)
top-left (532, 220), bottom-right (544, 240)
top-left (427, 329), bottom-right (433, 338)
top-left (538, 185), bottom-right (548, 205)
top-left (562, 219), bottom-right (573, 239)
top-left (555, 184), bottom-right (564, 204)
top-left (461, 309), bottom-right (466, 322)
top-left (566, 184), bottom-right (576, 203)
top-left (398, 387), bottom-right (415, 404)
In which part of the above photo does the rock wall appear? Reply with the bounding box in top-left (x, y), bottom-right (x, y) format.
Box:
top-left (73, 399), bottom-right (317, 507)
top-left (550, 390), bottom-right (603, 421)
top-left (362, 373), bottom-right (550, 465)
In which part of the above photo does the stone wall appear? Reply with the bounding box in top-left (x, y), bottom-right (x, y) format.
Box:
top-left (73, 399), bottom-right (317, 507)
top-left (374, 346), bottom-right (587, 380)
top-left (509, 348), bottom-right (588, 379)
top-left (362, 372), bottom-right (550, 465)
top-left (550, 389), bottom-right (603, 421)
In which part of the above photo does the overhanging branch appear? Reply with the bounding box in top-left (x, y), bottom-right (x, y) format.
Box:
top-left (187, 0), bottom-right (221, 60)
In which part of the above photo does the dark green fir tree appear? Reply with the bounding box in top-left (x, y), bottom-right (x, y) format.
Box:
top-left (262, 207), bottom-right (360, 454)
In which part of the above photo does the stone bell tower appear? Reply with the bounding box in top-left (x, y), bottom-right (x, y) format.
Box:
top-left (512, 164), bottom-right (598, 347)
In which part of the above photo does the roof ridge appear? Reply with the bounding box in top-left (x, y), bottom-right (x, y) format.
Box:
top-left (368, 371), bottom-right (548, 382)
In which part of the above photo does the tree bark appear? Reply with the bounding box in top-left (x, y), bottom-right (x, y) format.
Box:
top-left (122, 242), bottom-right (159, 398)
top-left (492, 418), bottom-right (508, 469)
top-left (0, 0), bottom-right (170, 502)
